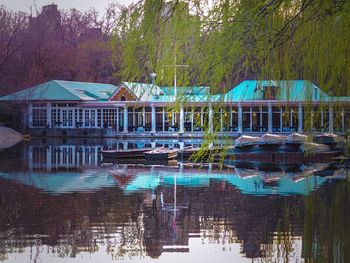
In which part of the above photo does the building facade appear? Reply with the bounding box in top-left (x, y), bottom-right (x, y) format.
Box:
top-left (1, 79), bottom-right (350, 137)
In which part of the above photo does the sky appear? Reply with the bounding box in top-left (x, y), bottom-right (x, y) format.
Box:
top-left (0, 0), bottom-right (135, 13)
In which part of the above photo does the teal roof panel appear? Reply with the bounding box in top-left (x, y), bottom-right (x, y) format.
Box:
top-left (57, 80), bottom-right (117, 101)
top-left (2, 79), bottom-right (348, 104)
top-left (0, 80), bottom-right (118, 101)
top-left (162, 86), bottom-right (211, 96)
top-left (153, 94), bottom-right (222, 103)
top-left (224, 80), bottom-right (331, 102)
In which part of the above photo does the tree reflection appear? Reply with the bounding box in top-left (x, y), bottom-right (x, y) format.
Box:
top-left (0, 174), bottom-right (348, 262)
top-left (302, 179), bottom-right (350, 262)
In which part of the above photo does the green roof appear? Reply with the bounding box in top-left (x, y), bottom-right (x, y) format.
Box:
top-left (1, 79), bottom-right (349, 104)
top-left (224, 80), bottom-right (331, 102)
top-left (0, 80), bottom-right (118, 101)
top-left (154, 94), bottom-right (222, 103)
top-left (162, 86), bottom-right (210, 96)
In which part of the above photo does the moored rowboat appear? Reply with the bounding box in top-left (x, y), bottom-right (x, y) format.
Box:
top-left (144, 148), bottom-right (179, 161)
top-left (235, 135), bottom-right (260, 147)
top-left (286, 133), bottom-right (308, 144)
top-left (259, 133), bottom-right (287, 145)
top-left (102, 148), bottom-right (152, 159)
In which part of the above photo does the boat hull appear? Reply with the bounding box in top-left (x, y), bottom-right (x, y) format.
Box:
top-left (102, 148), bottom-right (152, 160)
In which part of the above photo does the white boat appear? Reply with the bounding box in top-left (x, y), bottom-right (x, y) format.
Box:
top-left (234, 135), bottom-right (260, 147)
top-left (258, 133), bottom-right (287, 145)
top-left (286, 133), bottom-right (308, 144)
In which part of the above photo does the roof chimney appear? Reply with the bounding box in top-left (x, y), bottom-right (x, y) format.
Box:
top-left (150, 72), bottom-right (156, 85)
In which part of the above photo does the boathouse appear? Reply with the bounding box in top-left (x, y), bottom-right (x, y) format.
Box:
top-left (1, 80), bottom-right (350, 137)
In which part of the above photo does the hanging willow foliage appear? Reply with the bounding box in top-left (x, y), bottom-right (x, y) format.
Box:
top-left (113, 0), bottom-right (349, 91)
top-left (111, 0), bottom-right (350, 153)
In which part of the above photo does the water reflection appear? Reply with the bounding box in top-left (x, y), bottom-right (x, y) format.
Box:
top-left (0, 165), bottom-right (340, 196)
top-left (19, 138), bottom-right (206, 171)
top-left (0, 140), bottom-right (348, 262)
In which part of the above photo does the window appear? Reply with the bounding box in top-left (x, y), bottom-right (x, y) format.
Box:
top-left (68, 110), bottom-right (73, 127)
top-left (62, 109), bottom-right (68, 127)
top-left (32, 104), bottom-right (47, 127)
top-left (97, 110), bottom-right (102, 127)
top-left (263, 86), bottom-right (280, 100)
top-left (85, 110), bottom-right (90, 127)
top-left (102, 109), bottom-right (116, 128)
top-left (90, 110), bottom-right (96, 127)
top-left (79, 109), bottom-right (83, 123)
top-left (51, 108), bottom-right (61, 127)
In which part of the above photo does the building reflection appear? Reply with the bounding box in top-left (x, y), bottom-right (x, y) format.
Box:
top-left (28, 144), bottom-right (102, 171)
top-left (0, 142), bottom-right (348, 262)
top-left (0, 170), bottom-right (348, 262)
top-left (24, 138), bottom-right (206, 171)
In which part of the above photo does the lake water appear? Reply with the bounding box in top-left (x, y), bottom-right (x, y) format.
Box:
top-left (0, 139), bottom-right (349, 263)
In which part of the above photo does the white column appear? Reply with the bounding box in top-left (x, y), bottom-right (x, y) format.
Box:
top-left (238, 103), bottom-right (243, 133)
top-left (249, 107), bottom-right (253, 132)
top-left (94, 109), bottom-right (98, 128)
top-left (230, 106), bottom-right (233, 128)
top-left (162, 108), bottom-right (165, 132)
top-left (46, 103), bottom-right (51, 128)
top-left (143, 107), bottom-right (146, 127)
top-left (123, 106), bottom-right (128, 133)
top-left (116, 108), bottom-right (119, 132)
top-left (321, 109), bottom-right (324, 131)
top-left (260, 106), bottom-right (263, 132)
top-left (310, 108), bottom-right (314, 132)
top-left (132, 108), bottom-right (136, 127)
top-left (209, 104), bottom-right (213, 133)
top-left (151, 105), bottom-right (156, 133)
top-left (191, 109), bottom-right (194, 132)
top-left (200, 108), bottom-right (204, 127)
top-left (329, 105), bottom-right (334, 133)
top-left (172, 110), bottom-right (175, 126)
top-left (179, 105), bottom-right (185, 133)
top-left (268, 103), bottom-right (273, 133)
top-left (298, 103), bottom-right (303, 133)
